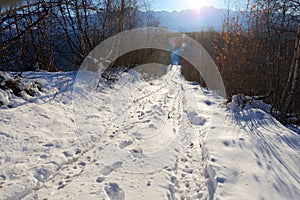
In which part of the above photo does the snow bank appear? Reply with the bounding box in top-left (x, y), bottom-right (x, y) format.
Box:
top-left (0, 71), bottom-right (76, 108)
top-left (203, 94), bottom-right (300, 199)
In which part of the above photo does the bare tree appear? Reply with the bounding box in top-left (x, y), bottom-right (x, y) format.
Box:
top-left (213, 0), bottom-right (300, 119)
top-left (257, 0), bottom-right (300, 117)
top-left (0, 0), bottom-right (55, 71)
top-left (280, 25), bottom-right (300, 118)
top-left (1, 0), bottom-right (158, 71)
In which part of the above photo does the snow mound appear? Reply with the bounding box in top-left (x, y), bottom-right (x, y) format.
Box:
top-left (203, 94), bottom-right (300, 199)
top-left (0, 71), bottom-right (76, 108)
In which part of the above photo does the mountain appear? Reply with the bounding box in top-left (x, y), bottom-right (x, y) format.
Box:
top-left (151, 6), bottom-right (228, 32)
top-left (151, 6), bottom-right (300, 33)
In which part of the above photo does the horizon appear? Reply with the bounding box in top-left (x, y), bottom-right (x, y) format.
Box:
top-left (150, 0), bottom-right (228, 12)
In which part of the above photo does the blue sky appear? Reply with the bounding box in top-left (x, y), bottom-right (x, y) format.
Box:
top-left (150, 0), bottom-right (228, 11)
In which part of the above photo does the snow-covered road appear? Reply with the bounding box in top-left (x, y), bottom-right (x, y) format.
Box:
top-left (0, 66), bottom-right (299, 200)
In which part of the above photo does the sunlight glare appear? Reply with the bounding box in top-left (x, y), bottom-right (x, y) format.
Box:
top-left (187, 0), bottom-right (209, 9)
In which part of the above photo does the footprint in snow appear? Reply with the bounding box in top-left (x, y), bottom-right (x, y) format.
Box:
top-left (105, 182), bottom-right (125, 200)
top-left (0, 175), bottom-right (6, 185)
top-left (204, 100), bottom-right (214, 106)
top-left (188, 112), bottom-right (206, 126)
top-left (96, 176), bottom-right (105, 183)
top-left (100, 161), bottom-right (123, 176)
top-left (130, 148), bottom-right (145, 159)
top-left (119, 140), bottom-right (133, 149)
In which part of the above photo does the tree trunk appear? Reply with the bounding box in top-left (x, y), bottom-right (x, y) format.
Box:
top-left (117, 0), bottom-right (125, 33)
top-left (280, 25), bottom-right (300, 118)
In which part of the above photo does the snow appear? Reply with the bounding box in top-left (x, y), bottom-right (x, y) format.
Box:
top-left (0, 88), bottom-right (10, 106)
top-left (0, 66), bottom-right (299, 199)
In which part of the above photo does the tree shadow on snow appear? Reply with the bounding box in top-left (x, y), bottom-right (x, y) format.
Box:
top-left (232, 107), bottom-right (300, 199)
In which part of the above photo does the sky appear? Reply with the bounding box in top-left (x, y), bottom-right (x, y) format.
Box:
top-left (150, 0), bottom-right (228, 11)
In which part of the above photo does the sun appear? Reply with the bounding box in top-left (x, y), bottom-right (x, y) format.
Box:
top-left (187, 0), bottom-right (209, 10)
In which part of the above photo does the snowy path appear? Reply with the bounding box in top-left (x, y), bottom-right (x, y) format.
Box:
top-left (1, 66), bottom-right (299, 200)
top-left (0, 66), bottom-right (215, 199)
top-left (61, 66), bottom-right (210, 199)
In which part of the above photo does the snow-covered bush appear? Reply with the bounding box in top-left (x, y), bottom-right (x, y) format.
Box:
top-left (0, 73), bottom-right (43, 107)
top-left (227, 94), bottom-right (300, 127)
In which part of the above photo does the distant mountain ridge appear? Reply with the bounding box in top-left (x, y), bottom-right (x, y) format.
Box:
top-left (151, 6), bottom-right (300, 33)
top-left (151, 6), bottom-right (229, 32)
